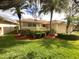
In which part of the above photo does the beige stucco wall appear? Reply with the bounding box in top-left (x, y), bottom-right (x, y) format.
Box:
top-left (21, 22), bottom-right (74, 33)
top-left (0, 27), bottom-right (4, 35)
top-left (21, 22), bottom-right (46, 31)
top-left (0, 24), bottom-right (16, 35)
top-left (0, 27), bottom-right (16, 36)
top-left (21, 22), bottom-right (28, 27)
top-left (3, 27), bottom-right (15, 34)
top-left (52, 23), bottom-right (74, 33)
top-left (56, 24), bottom-right (66, 33)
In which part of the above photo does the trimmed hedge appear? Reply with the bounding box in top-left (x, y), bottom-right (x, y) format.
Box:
top-left (57, 34), bottom-right (79, 40)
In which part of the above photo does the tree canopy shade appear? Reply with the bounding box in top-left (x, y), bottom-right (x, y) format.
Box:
top-left (0, 0), bottom-right (26, 10)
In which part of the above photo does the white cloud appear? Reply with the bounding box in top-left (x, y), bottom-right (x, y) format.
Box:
top-left (41, 12), bottom-right (65, 21)
top-left (0, 10), bottom-right (66, 21)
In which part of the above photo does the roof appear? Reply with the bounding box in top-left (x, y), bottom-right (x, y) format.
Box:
top-left (0, 16), bottom-right (17, 24)
top-left (17, 18), bottom-right (49, 24)
top-left (51, 20), bottom-right (66, 24)
top-left (19, 18), bottom-right (66, 24)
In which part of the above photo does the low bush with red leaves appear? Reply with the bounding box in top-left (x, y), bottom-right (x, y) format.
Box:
top-left (45, 33), bottom-right (58, 39)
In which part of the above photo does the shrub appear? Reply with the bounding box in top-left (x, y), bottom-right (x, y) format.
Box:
top-left (32, 31), bottom-right (46, 39)
top-left (19, 30), bottom-right (32, 36)
top-left (57, 34), bottom-right (79, 40)
top-left (46, 29), bottom-right (56, 35)
top-left (45, 29), bottom-right (56, 36)
top-left (16, 30), bottom-right (46, 39)
top-left (16, 30), bottom-right (33, 39)
top-left (51, 29), bottom-right (56, 33)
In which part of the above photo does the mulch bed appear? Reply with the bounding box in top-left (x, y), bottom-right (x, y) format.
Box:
top-left (15, 33), bottom-right (58, 40)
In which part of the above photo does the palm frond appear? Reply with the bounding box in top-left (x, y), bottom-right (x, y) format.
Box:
top-left (0, 0), bottom-right (26, 10)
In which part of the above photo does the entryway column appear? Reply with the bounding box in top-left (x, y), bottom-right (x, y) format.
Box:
top-left (1, 27), bottom-right (4, 36)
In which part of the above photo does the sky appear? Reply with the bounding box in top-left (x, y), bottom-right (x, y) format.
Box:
top-left (41, 12), bottom-right (65, 21)
top-left (0, 9), bottom-right (66, 21)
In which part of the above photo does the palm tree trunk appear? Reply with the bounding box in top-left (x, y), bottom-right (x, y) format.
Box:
top-left (50, 10), bottom-right (53, 33)
top-left (15, 7), bottom-right (22, 31)
top-left (19, 18), bottom-right (21, 30)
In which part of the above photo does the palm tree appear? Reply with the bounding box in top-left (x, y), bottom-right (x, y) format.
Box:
top-left (0, 0), bottom-right (39, 32)
top-left (11, 6), bottom-right (24, 30)
top-left (11, 3), bottom-right (29, 30)
top-left (0, 0), bottom-right (26, 31)
top-left (10, 0), bottom-right (39, 30)
top-left (0, 0), bottom-right (26, 10)
top-left (40, 0), bottom-right (69, 33)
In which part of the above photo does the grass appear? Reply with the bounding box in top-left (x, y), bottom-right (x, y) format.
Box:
top-left (71, 31), bottom-right (79, 36)
top-left (0, 36), bottom-right (79, 59)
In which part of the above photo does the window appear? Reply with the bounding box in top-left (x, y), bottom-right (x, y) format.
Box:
top-left (42, 24), bottom-right (46, 27)
top-left (28, 23), bottom-right (36, 27)
top-left (0, 27), bottom-right (2, 33)
top-left (23, 23), bottom-right (28, 27)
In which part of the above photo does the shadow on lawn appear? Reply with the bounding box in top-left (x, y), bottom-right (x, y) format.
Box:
top-left (57, 34), bottom-right (79, 41)
top-left (40, 39), bottom-right (54, 49)
top-left (8, 51), bottom-right (37, 59)
top-left (23, 51), bottom-right (37, 59)
top-left (0, 36), bottom-right (31, 53)
top-left (40, 39), bottom-right (78, 49)
top-left (22, 51), bottom-right (52, 59)
top-left (0, 48), bottom-right (6, 54)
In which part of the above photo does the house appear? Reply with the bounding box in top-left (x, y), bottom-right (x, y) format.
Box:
top-left (0, 16), bottom-right (75, 36)
top-left (17, 18), bottom-right (75, 33)
top-left (18, 18), bottom-right (49, 31)
top-left (0, 16), bottom-right (17, 35)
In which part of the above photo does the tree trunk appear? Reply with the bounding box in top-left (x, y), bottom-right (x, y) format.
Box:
top-left (50, 10), bottom-right (53, 33)
top-left (19, 18), bottom-right (21, 30)
top-left (66, 19), bottom-right (71, 33)
top-left (71, 22), bottom-right (79, 33)
top-left (15, 7), bottom-right (22, 31)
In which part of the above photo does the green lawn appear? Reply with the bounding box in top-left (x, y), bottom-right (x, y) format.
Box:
top-left (0, 36), bottom-right (79, 59)
top-left (72, 31), bottom-right (79, 36)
